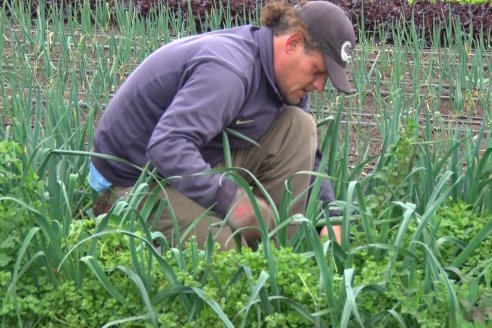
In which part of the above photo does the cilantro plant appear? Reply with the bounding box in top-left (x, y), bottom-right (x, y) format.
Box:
top-left (0, 141), bottom-right (45, 271)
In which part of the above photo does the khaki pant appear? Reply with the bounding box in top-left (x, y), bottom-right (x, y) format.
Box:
top-left (93, 106), bottom-right (318, 250)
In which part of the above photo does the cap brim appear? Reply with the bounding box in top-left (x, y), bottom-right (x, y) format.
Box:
top-left (324, 54), bottom-right (355, 94)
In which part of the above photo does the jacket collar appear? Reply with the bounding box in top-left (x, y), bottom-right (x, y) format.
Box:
top-left (258, 27), bottom-right (283, 102)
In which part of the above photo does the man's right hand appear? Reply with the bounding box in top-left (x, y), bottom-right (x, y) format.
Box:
top-left (228, 188), bottom-right (273, 242)
top-left (319, 225), bottom-right (342, 245)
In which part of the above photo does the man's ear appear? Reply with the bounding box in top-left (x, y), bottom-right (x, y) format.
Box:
top-left (285, 32), bottom-right (304, 54)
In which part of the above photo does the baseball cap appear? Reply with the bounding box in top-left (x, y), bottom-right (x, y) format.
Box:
top-left (296, 1), bottom-right (356, 94)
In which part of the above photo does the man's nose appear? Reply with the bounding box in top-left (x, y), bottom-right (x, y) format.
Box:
top-left (313, 75), bottom-right (328, 92)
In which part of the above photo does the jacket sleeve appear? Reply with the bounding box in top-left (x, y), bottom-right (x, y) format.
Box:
top-left (312, 148), bottom-right (335, 203)
top-left (146, 61), bottom-right (246, 215)
top-left (298, 95), bottom-right (335, 204)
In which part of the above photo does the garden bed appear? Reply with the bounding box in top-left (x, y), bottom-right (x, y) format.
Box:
top-left (1, 2), bottom-right (491, 327)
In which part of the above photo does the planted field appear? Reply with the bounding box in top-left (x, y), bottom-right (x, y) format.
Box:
top-left (1, 2), bottom-right (492, 327)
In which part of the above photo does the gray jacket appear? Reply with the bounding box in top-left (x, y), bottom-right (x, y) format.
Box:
top-left (93, 25), bottom-right (334, 215)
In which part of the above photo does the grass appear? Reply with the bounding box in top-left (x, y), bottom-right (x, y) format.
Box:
top-left (0, 1), bottom-right (491, 327)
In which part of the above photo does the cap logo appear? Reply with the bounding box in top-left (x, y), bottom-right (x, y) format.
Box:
top-left (340, 41), bottom-right (353, 62)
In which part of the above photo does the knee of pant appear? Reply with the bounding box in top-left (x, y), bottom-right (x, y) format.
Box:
top-left (283, 106), bottom-right (317, 149)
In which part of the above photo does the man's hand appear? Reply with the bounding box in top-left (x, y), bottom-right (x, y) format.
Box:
top-left (228, 188), bottom-right (273, 242)
top-left (319, 225), bottom-right (342, 245)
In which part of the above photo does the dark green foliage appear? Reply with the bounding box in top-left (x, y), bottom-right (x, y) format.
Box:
top-left (3, 204), bottom-right (492, 327)
top-left (0, 141), bottom-right (45, 271)
top-left (365, 119), bottom-right (419, 219)
top-left (1, 219), bottom-right (323, 327)
top-left (347, 0), bottom-right (492, 45)
top-left (435, 201), bottom-right (492, 274)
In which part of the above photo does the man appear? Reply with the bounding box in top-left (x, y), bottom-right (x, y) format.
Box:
top-left (90, 0), bottom-right (356, 250)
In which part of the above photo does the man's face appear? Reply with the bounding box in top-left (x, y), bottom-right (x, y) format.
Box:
top-left (275, 39), bottom-right (328, 105)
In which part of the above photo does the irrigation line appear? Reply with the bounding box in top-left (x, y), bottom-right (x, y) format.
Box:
top-left (2, 101), bottom-right (489, 137)
top-left (3, 62), bottom-right (489, 101)
top-left (3, 40), bottom-right (165, 53)
top-left (2, 70), bottom-right (490, 105)
top-left (331, 111), bottom-right (486, 128)
top-left (1, 62), bottom-right (139, 76)
top-left (3, 74), bottom-right (487, 107)
top-left (0, 87), bottom-right (489, 124)
top-left (360, 88), bottom-right (486, 102)
top-left (316, 107), bottom-right (491, 137)
top-left (360, 79), bottom-right (491, 94)
top-left (8, 24), bottom-right (492, 58)
top-left (8, 25), bottom-right (170, 43)
top-left (359, 45), bottom-right (492, 61)
top-left (358, 58), bottom-right (491, 73)
top-left (3, 44), bottom-right (489, 74)
top-left (6, 27), bottom-right (492, 66)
